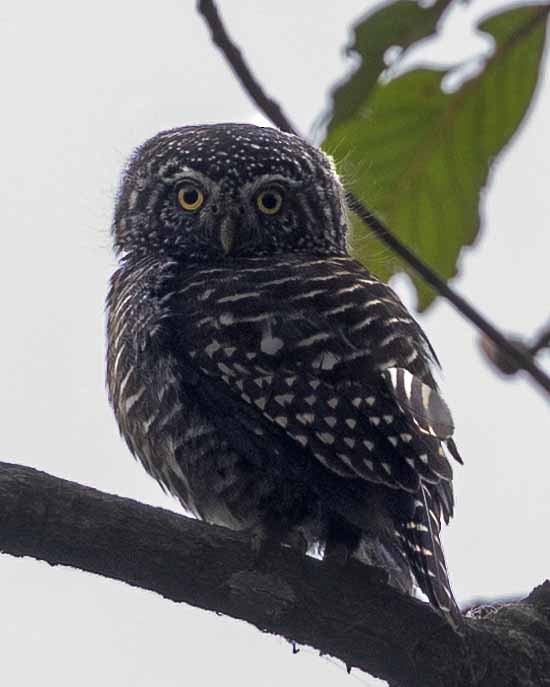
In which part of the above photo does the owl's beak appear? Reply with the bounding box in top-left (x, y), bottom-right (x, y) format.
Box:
top-left (219, 213), bottom-right (236, 255)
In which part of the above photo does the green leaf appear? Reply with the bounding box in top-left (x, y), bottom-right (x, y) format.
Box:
top-left (330, 0), bottom-right (454, 128)
top-left (323, 4), bottom-right (549, 310)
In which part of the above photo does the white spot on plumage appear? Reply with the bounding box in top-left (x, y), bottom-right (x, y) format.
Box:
top-left (217, 291), bottom-right (261, 303)
top-left (261, 333), bottom-right (284, 355)
top-left (419, 453), bottom-right (429, 464)
top-left (124, 387), bottom-right (145, 413)
top-left (275, 393), bottom-right (294, 406)
top-left (275, 416), bottom-right (288, 428)
top-left (344, 437), bottom-right (355, 448)
top-left (324, 416), bottom-right (337, 428)
top-left (142, 411), bottom-right (159, 435)
top-left (324, 300), bottom-right (359, 318)
top-left (334, 451), bottom-right (351, 466)
top-left (198, 288), bottom-right (215, 301)
top-left (405, 349), bottom-right (418, 364)
top-left (112, 346), bottom-right (125, 377)
top-left (327, 397), bottom-right (339, 409)
top-left (255, 397), bottom-right (267, 410)
top-left (381, 462), bottom-right (392, 475)
top-left (315, 352), bottom-right (339, 370)
top-left (205, 339), bottom-right (221, 357)
top-left (364, 459), bottom-right (374, 471)
top-left (366, 396), bottom-right (376, 406)
top-left (380, 332), bottom-right (401, 347)
top-left (292, 289), bottom-right (326, 301)
top-left (370, 416), bottom-right (381, 426)
top-left (401, 433), bottom-right (413, 443)
top-left (118, 367), bottom-right (133, 398)
top-left (158, 402), bottom-right (184, 429)
top-left (182, 423), bottom-right (216, 442)
top-left (297, 332), bottom-right (331, 348)
top-left (402, 370), bottom-right (413, 400)
top-left (233, 363), bottom-right (249, 375)
top-left (366, 298), bottom-right (384, 308)
top-left (388, 436), bottom-right (398, 446)
top-left (350, 315), bottom-right (377, 331)
top-left (383, 414), bottom-right (394, 424)
top-left (345, 418), bottom-right (357, 429)
top-left (295, 434), bottom-right (308, 446)
top-left (316, 432), bottom-right (335, 445)
top-left (351, 397), bottom-right (362, 408)
top-left (363, 440), bottom-right (374, 451)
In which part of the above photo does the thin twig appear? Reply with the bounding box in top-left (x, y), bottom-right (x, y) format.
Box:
top-left (531, 323), bottom-right (550, 355)
top-left (197, 0), bottom-right (550, 396)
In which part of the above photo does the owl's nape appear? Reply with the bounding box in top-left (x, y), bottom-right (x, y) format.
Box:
top-left (107, 123), bottom-right (463, 626)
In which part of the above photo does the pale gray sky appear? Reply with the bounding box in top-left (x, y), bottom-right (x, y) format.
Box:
top-left (1, 1), bottom-right (549, 685)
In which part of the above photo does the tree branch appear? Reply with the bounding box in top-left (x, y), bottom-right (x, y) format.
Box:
top-left (1, 461), bottom-right (548, 687)
top-left (196, 0), bottom-right (550, 397)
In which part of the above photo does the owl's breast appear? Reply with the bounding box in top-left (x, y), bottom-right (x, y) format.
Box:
top-left (106, 258), bottom-right (283, 527)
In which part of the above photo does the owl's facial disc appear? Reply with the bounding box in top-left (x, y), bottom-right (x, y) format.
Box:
top-left (114, 123), bottom-right (350, 259)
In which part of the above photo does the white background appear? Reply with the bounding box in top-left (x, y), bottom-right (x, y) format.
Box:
top-left (1, 1), bottom-right (549, 685)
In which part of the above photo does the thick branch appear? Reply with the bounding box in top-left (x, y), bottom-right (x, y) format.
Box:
top-left (196, 0), bottom-right (550, 397)
top-left (1, 461), bottom-right (549, 687)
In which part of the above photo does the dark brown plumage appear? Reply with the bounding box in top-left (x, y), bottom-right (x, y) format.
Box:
top-left (106, 123), bottom-right (463, 625)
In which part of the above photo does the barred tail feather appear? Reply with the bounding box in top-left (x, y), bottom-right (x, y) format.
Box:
top-left (400, 484), bottom-right (462, 627)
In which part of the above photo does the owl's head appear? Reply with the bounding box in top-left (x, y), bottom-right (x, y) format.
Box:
top-left (113, 123), bottom-right (349, 261)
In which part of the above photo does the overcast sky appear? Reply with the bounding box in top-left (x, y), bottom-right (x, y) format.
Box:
top-left (1, 1), bottom-right (549, 685)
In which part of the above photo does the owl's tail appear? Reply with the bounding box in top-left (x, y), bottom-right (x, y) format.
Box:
top-left (398, 483), bottom-right (462, 628)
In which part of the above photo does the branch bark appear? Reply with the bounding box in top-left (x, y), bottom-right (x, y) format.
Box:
top-left (1, 461), bottom-right (549, 687)
top-left (196, 0), bottom-right (550, 397)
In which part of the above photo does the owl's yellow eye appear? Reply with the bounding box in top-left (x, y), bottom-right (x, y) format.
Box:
top-left (177, 183), bottom-right (205, 212)
top-left (256, 188), bottom-right (283, 215)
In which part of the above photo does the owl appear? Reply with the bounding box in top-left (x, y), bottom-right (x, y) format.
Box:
top-left (106, 123), bottom-right (463, 625)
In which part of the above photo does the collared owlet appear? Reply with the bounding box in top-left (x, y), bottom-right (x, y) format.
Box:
top-left (107, 123), bottom-right (463, 625)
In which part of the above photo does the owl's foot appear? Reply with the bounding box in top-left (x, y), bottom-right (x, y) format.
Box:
top-left (248, 522), bottom-right (308, 566)
top-left (323, 518), bottom-right (360, 567)
top-left (323, 540), bottom-right (353, 566)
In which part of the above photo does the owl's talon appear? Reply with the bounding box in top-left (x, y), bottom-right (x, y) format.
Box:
top-left (323, 541), bottom-right (352, 567)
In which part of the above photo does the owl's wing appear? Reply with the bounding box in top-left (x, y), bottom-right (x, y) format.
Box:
top-left (171, 256), bottom-right (460, 518)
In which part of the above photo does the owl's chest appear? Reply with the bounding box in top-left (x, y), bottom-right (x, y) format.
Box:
top-left (107, 262), bottom-right (214, 505)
